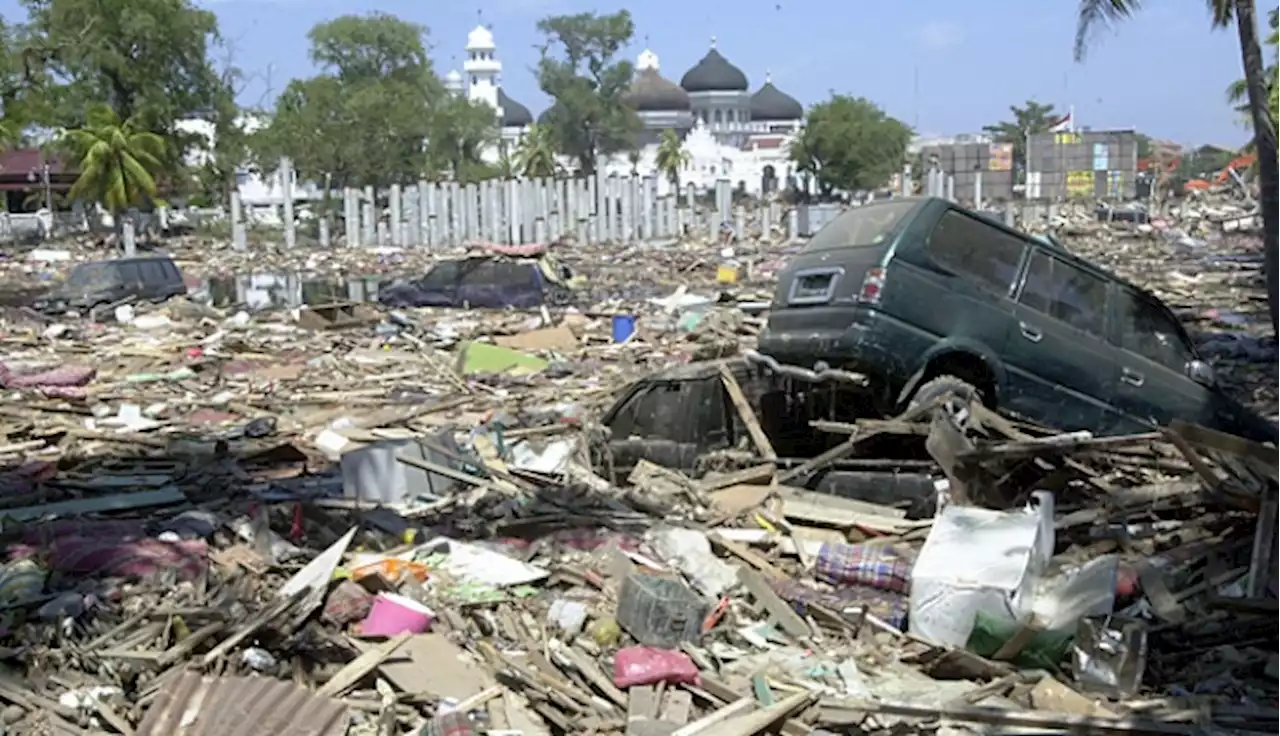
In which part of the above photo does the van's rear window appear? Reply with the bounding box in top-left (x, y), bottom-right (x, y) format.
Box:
top-left (803, 200), bottom-right (917, 252)
top-left (65, 264), bottom-right (119, 288)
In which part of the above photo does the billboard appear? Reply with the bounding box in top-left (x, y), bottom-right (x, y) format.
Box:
top-left (1066, 171), bottom-right (1094, 197)
top-left (988, 143), bottom-right (1013, 171)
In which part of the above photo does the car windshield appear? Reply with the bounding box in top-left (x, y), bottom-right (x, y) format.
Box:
top-left (64, 263), bottom-right (119, 289)
top-left (803, 200), bottom-right (918, 253)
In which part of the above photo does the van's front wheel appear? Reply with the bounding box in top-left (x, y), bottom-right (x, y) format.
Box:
top-left (908, 375), bottom-right (982, 411)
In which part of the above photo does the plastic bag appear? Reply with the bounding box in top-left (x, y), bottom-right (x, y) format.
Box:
top-left (612, 646), bottom-right (701, 688)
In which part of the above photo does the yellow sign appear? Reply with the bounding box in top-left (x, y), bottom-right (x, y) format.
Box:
top-left (1066, 170), bottom-right (1093, 197)
top-left (716, 264), bottom-right (740, 284)
top-left (988, 143), bottom-right (1013, 171)
top-left (1054, 132), bottom-right (1083, 145)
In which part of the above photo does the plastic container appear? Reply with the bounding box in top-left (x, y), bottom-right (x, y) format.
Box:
top-left (616, 573), bottom-right (710, 648)
top-left (360, 593), bottom-right (435, 636)
top-left (611, 314), bottom-right (637, 343)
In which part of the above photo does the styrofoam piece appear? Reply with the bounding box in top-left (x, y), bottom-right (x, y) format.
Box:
top-left (339, 436), bottom-right (466, 504)
top-left (908, 503), bottom-right (1048, 648)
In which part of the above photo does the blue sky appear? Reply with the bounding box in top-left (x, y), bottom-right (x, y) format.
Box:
top-left (2, 0), bottom-right (1263, 146)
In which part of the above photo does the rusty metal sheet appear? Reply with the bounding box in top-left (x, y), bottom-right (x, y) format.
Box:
top-left (137, 672), bottom-right (350, 736)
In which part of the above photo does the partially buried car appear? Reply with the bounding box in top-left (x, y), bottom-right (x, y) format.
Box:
top-left (378, 255), bottom-right (574, 309)
top-left (756, 197), bottom-right (1275, 444)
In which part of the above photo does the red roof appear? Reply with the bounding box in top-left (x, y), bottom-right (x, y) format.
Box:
top-left (0, 148), bottom-right (75, 176)
top-left (742, 135), bottom-right (787, 151)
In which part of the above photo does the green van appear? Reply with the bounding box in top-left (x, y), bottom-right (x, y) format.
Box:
top-left (757, 197), bottom-right (1275, 443)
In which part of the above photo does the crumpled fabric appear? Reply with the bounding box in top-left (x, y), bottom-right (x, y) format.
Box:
top-left (0, 363), bottom-right (96, 399)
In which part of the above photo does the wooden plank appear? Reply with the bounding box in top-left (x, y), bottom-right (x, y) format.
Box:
top-left (316, 633), bottom-right (411, 698)
top-left (1170, 420), bottom-right (1278, 480)
top-left (198, 592), bottom-right (302, 668)
top-left (658, 690), bottom-right (692, 725)
top-left (1, 487), bottom-right (186, 521)
top-left (737, 567), bottom-right (810, 639)
top-left (719, 365), bottom-right (776, 461)
top-left (698, 464), bottom-right (776, 494)
top-left (710, 534), bottom-right (787, 580)
top-left (1246, 484), bottom-right (1278, 598)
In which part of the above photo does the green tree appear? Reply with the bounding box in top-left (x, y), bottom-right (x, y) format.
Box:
top-left (0, 119), bottom-right (15, 151)
top-left (514, 124), bottom-right (558, 179)
top-left (253, 13), bottom-right (488, 191)
top-left (20, 0), bottom-right (223, 135)
top-left (307, 12), bottom-right (431, 84)
top-left (981, 100), bottom-right (1061, 179)
top-left (251, 76), bottom-right (349, 186)
top-left (535, 11), bottom-right (641, 175)
top-left (790, 95), bottom-right (912, 195)
top-left (59, 103), bottom-right (166, 217)
top-left (424, 95), bottom-right (499, 183)
top-left (1075, 0), bottom-right (1279, 330)
top-left (654, 128), bottom-right (690, 188)
top-left (0, 18), bottom-right (47, 136)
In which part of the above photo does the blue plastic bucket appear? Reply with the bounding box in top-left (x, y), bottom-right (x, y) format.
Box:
top-left (611, 314), bottom-right (637, 343)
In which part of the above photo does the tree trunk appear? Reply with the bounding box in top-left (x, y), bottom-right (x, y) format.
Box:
top-left (1235, 0), bottom-right (1279, 331)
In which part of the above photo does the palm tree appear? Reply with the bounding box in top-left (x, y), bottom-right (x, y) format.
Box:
top-left (654, 129), bottom-right (690, 192)
top-left (59, 104), bottom-right (167, 225)
top-left (513, 125), bottom-right (558, 179)
top-left (1227, 8), bottom-right (1278, 125)
top-left (0, 120), bottom-right (16, 152)
top-left (1075, 0), bottom-right (1279, 331)
top-left (496, 144), bottom-right (516, 179)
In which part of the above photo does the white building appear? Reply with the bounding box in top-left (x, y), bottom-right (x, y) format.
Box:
top-left (596, 39), bottom-right (805, 196)
top-left (440, 32), bottom-right (805, 196)
top-left (444, 24), bottom-right (535, 161)
top-left (175, 115), bottom-right (325, 222)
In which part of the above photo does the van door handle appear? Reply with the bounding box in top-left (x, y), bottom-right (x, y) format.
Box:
top-left (1018, 322), bottom-right (1043, 343)
top-left (1121, 368), bottom-right (1145, 387)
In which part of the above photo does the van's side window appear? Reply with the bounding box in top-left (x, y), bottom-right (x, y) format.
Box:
top-left (139, 260), bottom-right (167, 284)
top-left (1019, 250), bottom-right (1108, 337)
top-left (1115, 289), bottom-right (1194, 372)
top-left (925, 211), bottom-right (1025, 294)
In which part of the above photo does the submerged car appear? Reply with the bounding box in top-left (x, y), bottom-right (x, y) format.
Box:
top-left (34, 256), bottom-right (187, 314)
top-left (756, 197), bottom-right (1274, 443)
top-left (378, 255), bottom-right (574, 309)
top-left (599, 355), bottom-right (940, 516)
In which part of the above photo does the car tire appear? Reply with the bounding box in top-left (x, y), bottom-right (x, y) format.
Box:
top-left (909, 374), bottom-right (981, 410)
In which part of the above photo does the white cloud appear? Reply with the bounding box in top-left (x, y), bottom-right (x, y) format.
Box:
top-left (916, 21), bottom-right (964, 51)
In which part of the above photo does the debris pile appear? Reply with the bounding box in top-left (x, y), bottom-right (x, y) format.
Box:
top-left (0, 190), bottom-right (1274, 735)
top-left (0, 287), bottom-right (1273, 736)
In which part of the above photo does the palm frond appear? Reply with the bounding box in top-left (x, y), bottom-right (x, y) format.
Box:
top-left (1075, 0), bottom-right (1141, 62)
top-left (1226, 77), bottom-right (1249, 104)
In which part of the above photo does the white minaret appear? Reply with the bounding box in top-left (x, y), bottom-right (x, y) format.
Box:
top-left (637, 47), bottom-right (659, 72)
top-left (444, 68), bottom-right (464, 97)
top-left (464, 22), bottom-right (500, 114)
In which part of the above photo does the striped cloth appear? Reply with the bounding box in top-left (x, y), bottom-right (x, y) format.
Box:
top-left (815, 542), bottom-right (913, 594)
top-left (769, 578), bottom-right (910, 631)
top-left (419, 712), bottom-right (477, 736)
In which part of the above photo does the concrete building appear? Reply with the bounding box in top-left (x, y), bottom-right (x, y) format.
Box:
top-left (1026, 128), bottom-right (1140, 200)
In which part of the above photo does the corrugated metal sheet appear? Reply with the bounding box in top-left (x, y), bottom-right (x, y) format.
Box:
top-left (138, 672), bottom-right (351, 736)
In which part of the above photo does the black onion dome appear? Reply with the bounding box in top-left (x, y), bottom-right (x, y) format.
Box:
top-left (750, 81), bottom-right (803, 121)
top-left (625, 69), bottom-right (691, 112)
top-left (498, 89), bottom-right (533, 127)
top-left (680, 48), bottom-right (748, 92)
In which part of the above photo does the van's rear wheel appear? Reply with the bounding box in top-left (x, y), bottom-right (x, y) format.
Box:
top-left (909, 375), bottom-right (981, 410)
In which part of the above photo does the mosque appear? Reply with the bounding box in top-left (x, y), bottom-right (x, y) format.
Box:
top-left (442, 25), bottom-right (805, 196)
